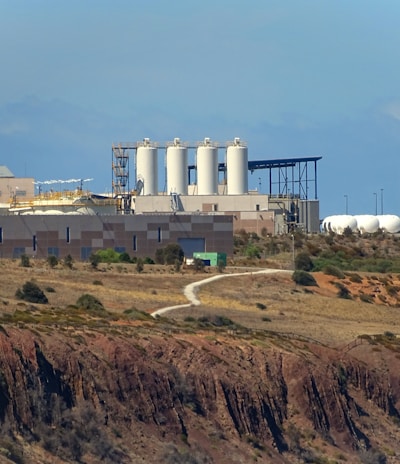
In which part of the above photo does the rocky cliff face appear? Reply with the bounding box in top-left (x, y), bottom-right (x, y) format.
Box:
top-left (0, 325), bottom-right (398, 463)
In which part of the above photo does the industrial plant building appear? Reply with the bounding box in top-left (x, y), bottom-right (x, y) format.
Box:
top-left (113, 137), bottom-right (321, 236)
top-left (0, 137), bottom-right (322, 260)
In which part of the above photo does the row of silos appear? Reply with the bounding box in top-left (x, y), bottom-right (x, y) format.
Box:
top-left (135, 137), bottom-right (248, 196)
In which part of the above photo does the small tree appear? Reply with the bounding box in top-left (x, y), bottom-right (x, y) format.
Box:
top-left (292, 270), bottom-right (318, 287)
top-left (20, 254), bottom-right (30, 268)
top-left (119, 251), bottom-right (131, 263)
top-left (174, 259), bottom-right (181, 272)
top-left (295, 252), bottom-right (313, 271)
top-left (64, 254), bottom-right (74, 269)
top-left (136, 258), bottom-right (144, 273)
top-left (76, 294), bottom-right (104, 311)
top-left (89, 253), bottom-right (100, 269)
top-left (155, 248), bottom-right (165, 264)
top-left (16, 281), bottom-right (48, 304)
top-left (193, 258), bottom-right (205, 272)
top-left (163, 244), bottom-right (184, 265)
top-left (335, 282), bottom-right (352, 299)
top-left (47, 255), bottom-right (58, 268)
top-left (217, 259), bottom-right (226, 273)
top-left (245, 243), bottom-right (261, 259)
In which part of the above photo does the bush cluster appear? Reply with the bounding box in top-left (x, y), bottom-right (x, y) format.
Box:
top-left (15, 281), bottom-right (48, 304)
top-left (155, 244), bottom-right (184, 265)
top-left (292, 270), bottom-right (318, 287)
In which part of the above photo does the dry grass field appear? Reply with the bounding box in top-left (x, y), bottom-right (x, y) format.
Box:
top-left (1, 257), bottom-right (400, 348)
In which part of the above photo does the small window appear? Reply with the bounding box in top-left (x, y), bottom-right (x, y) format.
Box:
top-left (80, 247), bottom-right (92, 260)
top-left (32, 235), bottom-right (37, 252)
top-left (0, 227), bottom-right (3, 244)
top-left (256, 204), bottom-right (260, 211)
top-left (48, 247), bottom-right (59, 257)
top-left (66, 227), bottom-right (70, 243)
top-left (212, 204), bottom-right (218, 212)
top-left (133, 235), bottom-right (137, 251)
top-left (13, 247), bottom-right (25, 259)
top-left (157, 227), bottom-right (162, 243)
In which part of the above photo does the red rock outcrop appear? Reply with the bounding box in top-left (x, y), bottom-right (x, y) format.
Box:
top-left (0, 326), bottom-right (398, 463)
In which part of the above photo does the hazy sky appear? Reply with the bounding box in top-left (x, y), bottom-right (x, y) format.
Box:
top-left (1, 1), bottom-right (400, 218)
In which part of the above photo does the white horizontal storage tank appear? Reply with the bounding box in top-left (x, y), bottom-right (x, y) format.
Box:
top-left (166, 138), bottom-right (188, 195)
top-left (354, 215), bottom-right (379, 234)
top-left (136, 138), bottom-right (158, 195)
top-left (226, 137), bottom-right (248, 195)
top-left (322, 215), bottom-right (357, 234)
top-left (377, 215), bottom-right (400, 233)
top-left (196, 137), bottom-right (218, 195)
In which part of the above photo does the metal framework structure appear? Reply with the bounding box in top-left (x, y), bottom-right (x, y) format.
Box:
top-left (112, 142), bottom-right (322, 201)
top-left (188, 156), bottom-right (322, 200)
top-left (111, 144), bottom-right (131, 213)
top-left (248, 156), bottom-right (321, 200)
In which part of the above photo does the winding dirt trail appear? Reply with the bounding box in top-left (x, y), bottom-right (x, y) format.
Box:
top-left (151, 268), bottom-right (292, 318)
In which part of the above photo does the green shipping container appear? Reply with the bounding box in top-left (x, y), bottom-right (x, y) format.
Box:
top-left (192, 252), bottom-right (227, 267)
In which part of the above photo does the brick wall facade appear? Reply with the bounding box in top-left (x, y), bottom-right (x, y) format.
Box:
top-left (0, 214), bottom-right (233, 260)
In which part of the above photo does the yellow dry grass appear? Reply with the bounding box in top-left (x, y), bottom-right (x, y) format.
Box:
top-left (1, 259), bottom-right (400, 347)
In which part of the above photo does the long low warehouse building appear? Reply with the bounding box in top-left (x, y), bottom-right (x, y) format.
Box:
top-left (0, 214), bottom-right (233, 260)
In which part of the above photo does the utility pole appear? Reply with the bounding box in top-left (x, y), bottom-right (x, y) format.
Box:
top-left (291, 234), bottom-right (295, 270)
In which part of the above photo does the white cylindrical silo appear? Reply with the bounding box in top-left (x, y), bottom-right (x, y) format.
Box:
top-left (136, 138), bottom-right (158, 195)
top-left (197, 137), bottom-right (218, 195)
top-left (226, 137), bottom-right (248, 195)
top-left (167, 138), bottom-right (188, 195)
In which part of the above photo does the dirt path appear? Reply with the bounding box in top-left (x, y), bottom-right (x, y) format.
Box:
top-left (151, 269), bottom-right (292, 318)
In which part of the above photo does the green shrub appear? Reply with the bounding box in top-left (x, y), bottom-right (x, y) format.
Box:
top-left (256, 302), bottom-right (267, 310)
top-left (119, 251), bottom-right (131, 263)
top-left (347, 273), bottom-right (362, 283)
top-left (335, 282), bottom-right (352, 299)
top-left (63, 254), bottom-right (74, 269)
top-left (20, 254), bottom-right (30, 268)
top-left (16, 281), bottom-right (48, 304)
top-left (76, 294), bottom-right (104, 311)
top-left (122, 308), bottom-right (152, 321)
top-left (245, 243), bottom-right (262, 259)
top-left (359, 293), bottom-right (374, 304)
top-left (193, 258), bottom-right (205, 272)
top-left (295, 252), bottom-right (313, 271)
top-left (292, 270), bottom-right (318, 287)
top-left (155, 244), bottom-right (184, 265)
top-left (136, 258), bottom-right (144, 273)
top-left (323, 264), bottom-right (345, 279)
top-left (217, 259), bottom-right (226, 273)
top-left (174, 259), bottom-right (181, 272)
top-left (88, 253), bottom-right (100, 269)
top-left (386, 285), bottom-right (400, 297)
top-left (47, 255), bottom-right (58, 268)
top-left (95, 248), bottom-right (121, 263)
